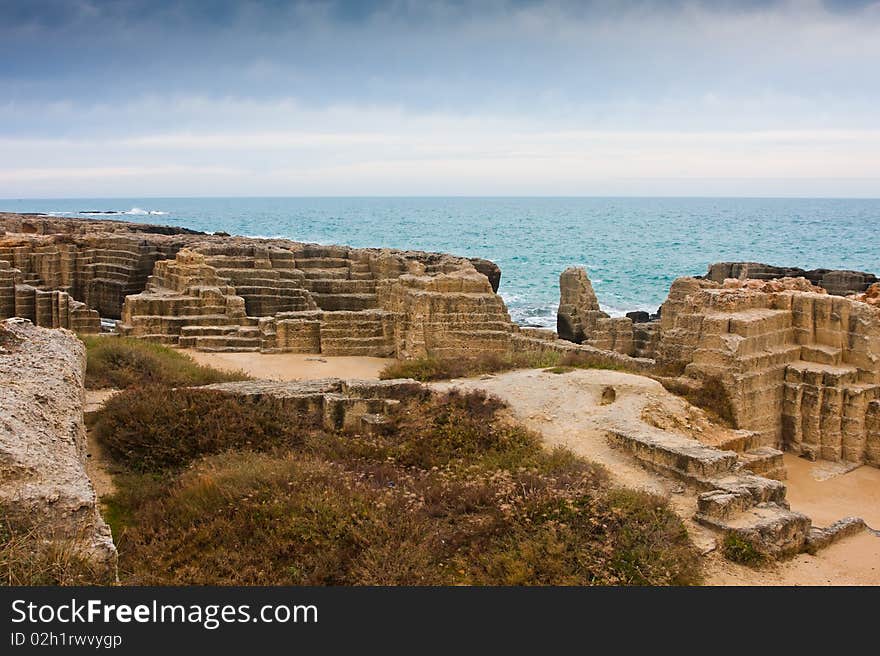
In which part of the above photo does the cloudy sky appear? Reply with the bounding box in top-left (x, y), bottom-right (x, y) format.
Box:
top-left (1, 0), bottom-right (879, 198)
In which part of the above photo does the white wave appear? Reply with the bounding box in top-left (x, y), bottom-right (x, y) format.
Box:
top-left (243, 234), bottom-right (288, 240)
top-left (124, 207), bottom-right (167, 216)
top-left (601, 301), bottom-right (659, 318)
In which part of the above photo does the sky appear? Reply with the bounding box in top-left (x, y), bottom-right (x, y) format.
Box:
top-left (1, 0), bottom-right (879, 198)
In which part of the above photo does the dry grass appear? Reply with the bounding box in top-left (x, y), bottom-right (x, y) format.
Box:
top-left (658, 374), bottom-right (736, 426)
top-left (379, 350), bottom-right (628, 382)
top-left (80, 335), bottom-right (249, 389)
top-left (0, 520), bottom-right (111, 586)
top-left (97, 387), bottom-right (702, 586)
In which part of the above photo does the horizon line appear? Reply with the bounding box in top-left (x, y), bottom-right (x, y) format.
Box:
top-left (2, 194), bottom-right (879, 202)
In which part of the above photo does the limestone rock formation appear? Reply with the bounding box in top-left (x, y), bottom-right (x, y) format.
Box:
top-left (468, 257), bottom-right (502, 293)
top-left (0, 319), bottom-right (117, 581)
top-left (707, 262), bottom-right (878, 297)
top-left (556, 266), bottom-right (636, 356)
top-left (199, 377), bottom-right (424, 434)
top-left (118, 242), bottom-right (512, 359)
top-left (0, 213), bottom-right (511, 361)
top-left (655, 275), bottom-right (880, 467)
top-left (557, 266), bottom-right (600, 343)
top-left (850, 282), bottom-right (880, 307)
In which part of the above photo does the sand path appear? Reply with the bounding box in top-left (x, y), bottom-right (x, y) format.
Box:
top-left (185, 350), bottom-right (392, 381)
top-left (84, 389), bottom-right (120, 499)
top-left (431, 368), bottom-right (880, 586)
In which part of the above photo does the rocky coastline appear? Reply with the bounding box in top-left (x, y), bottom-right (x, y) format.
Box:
top-left (2, 211), bottom-right (879, 577)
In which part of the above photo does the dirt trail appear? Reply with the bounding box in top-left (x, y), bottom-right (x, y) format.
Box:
top-left (432, 368), bottom-right (880, 586)
top-left (84, 389), bottom-right (120, 499)
top-left (186, 350), bottom-right (391, 381)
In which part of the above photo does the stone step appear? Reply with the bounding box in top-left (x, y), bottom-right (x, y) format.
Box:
top-left (180, 325), bottom-right (262, 338)
top-left (128, 313), bottom-right (241, 326)
top-left (320, 336), bottom-right (394, 356)
top-left (192, 335), bottom-right (262, 350)
top-left (696, 502), bottom-right (811, 559)
top-left (713, 431), bottom-right (759, 454)
top-left (607, 422), bottom-right (740, 482)
top-left (194, 345), bottom-right (262, 353)
top-left (311, 293), bottom-right (379, 311)
top-left (302, 268), bottom-right (350, 280)
top-left (800, 344), bottom-right (843, 366)
top-left (696, 473), bottom-right (788, 520)
top-left (738, 447), bottom-right (786, 480)
top-left (295, 257), bottom-right (351, 269)
top-left (305, 278), bottom-right (377, 294)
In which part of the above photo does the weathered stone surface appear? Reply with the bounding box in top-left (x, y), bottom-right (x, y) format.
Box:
top-left (626, 311), bottom-right (651, 323)
top-left (707, 262), bottom-right (878, 297)
top-left (468, 257), bottom-right (502, 293)
top-left (198, 377), bottom-right (422, 433)
top-left (849, 282), bottom-right (880, 307)
top-left (605, 400), bottom-right (823, 560)
top-left (0, 213), bottom-right (511, 360)
top-left (557, 266), bottom-right (600, 343)
top-left (655, 274), bottom-right (880, 467)
top-left (0, 319), bottom-right (116, 580)
top-left (556, 266), bottom-right (637, 355)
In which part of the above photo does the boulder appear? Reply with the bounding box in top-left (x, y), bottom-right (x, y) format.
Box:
top-left (0, 319), bottom-right (117, 581)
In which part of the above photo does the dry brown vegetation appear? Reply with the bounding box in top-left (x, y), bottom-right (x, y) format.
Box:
top-left (80, 335), bottom-right (249, 389)
top-left (657, 374), bottom-right (736, 426)
top-left (379, 350), bottom-right (627, 382)
top-left (97, 386), bottom-right (701, 585)
top-left (92, 387), bottom-right (304, 472)
top-left (0, 520), bottom-right (112, 586)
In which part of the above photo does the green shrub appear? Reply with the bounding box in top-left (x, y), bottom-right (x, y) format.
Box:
top-left (80, 335), bottom-right (249, 389)
top-left (721, 533), bottom-right (767, 566)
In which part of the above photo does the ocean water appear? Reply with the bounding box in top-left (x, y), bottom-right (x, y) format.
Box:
top-left (3, 197), bottom-right (878, 327)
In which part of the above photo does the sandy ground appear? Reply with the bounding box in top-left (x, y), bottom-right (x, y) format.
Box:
top-left (84, 389), bottom-right (120, 499)
top-left (185, 350), bottom-right (392, 381)
top-left (783, 455), bottom-right (880, 529)
top-left (432, 368), bottom-right (880, 586)
top-left (432, 368), bottom-right (719, 552)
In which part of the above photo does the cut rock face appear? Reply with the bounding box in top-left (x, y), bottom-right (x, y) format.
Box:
top-left (656, 275), bottom-right (880, 467)
top-left (0, 319), bottom-right (117, 581)
top-left (0, 213), bottom-right (512, 361)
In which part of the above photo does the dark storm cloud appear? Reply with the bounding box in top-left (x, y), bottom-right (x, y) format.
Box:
top-left (1, 0), bottom-right (878, 196)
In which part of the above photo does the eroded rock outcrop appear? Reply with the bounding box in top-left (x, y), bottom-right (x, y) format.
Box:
top-left (0, 319), bottom-right (117, 581)
top-left (656, 275), bottom-right (880, 467)
top-left (850, 282), bottom-right (880, 307)
top-left (556, 266), bottom-right (637, 356)
top-left (707, 262), bottom-right (878, 297)
top-left (0, 213), bottom-right (511, 360)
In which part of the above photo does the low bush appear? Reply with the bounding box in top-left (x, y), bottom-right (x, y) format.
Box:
top-left (80, 335), bottom-right (249, 389)
top-left (92, 387), bottom-right (304, 472)
top-left (721, 533), bottom-right (767, 567)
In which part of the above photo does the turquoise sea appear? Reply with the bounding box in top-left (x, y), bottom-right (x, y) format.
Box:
top-left (3, 197), bottom-right (878, 327)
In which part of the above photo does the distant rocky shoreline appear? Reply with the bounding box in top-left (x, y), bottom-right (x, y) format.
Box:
top-left (2, 210), bottom-right (879, 577)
